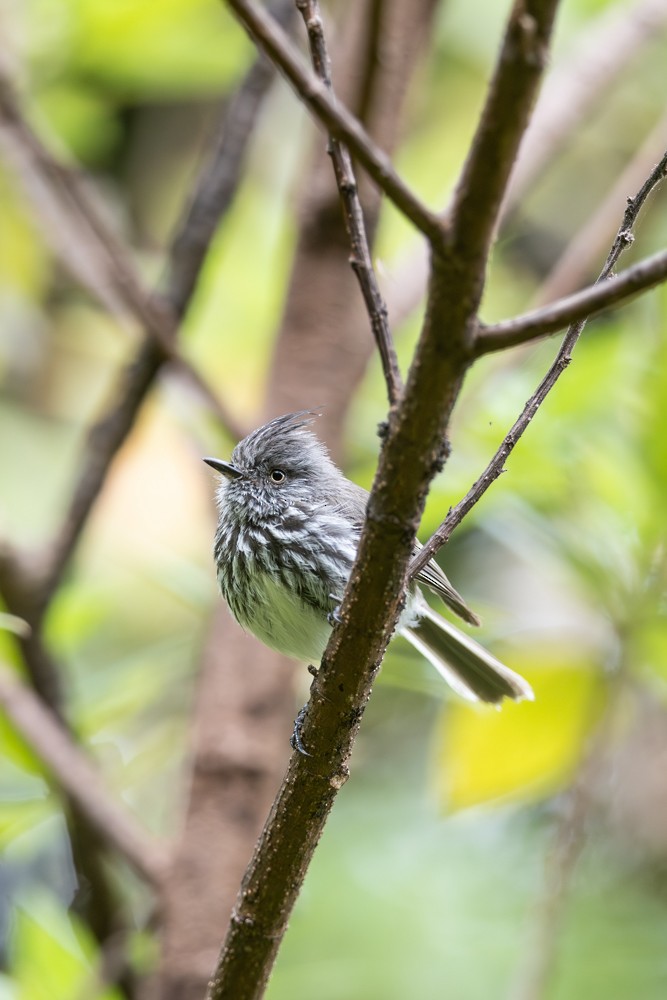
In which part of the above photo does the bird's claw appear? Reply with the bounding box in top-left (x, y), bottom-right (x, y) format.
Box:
top-left (290, 704), bottom-right (311, 756)
top-left (327, 593), bottom-right (343, 626)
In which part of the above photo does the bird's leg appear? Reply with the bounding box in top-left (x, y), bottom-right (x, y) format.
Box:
top-left (290, 704), bottom-right (311, 756)
top-left (327, 593), bottom-right (344, 626)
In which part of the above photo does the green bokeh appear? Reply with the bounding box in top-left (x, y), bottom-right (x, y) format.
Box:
top-left (1, 0), bottom-right (667, 996)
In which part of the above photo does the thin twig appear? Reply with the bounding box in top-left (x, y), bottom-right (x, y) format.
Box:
top-left (0, 664), bottom-right (167, 887)
top-left (512, 644), bottom-right (630, 1000)
top-left (296, 0), bottom-right (402, 406)
top-left (224, 0), bottom-right (444, 243)
top-left (475, 244), bottom-right (667, 354)
top-left (512, 736), bottom-right (604, 1000)
top-left (410, 148), bottom-right (667, 581)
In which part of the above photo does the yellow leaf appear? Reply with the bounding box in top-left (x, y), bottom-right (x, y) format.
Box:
top-left (432, 646), bottom-right (606, 812)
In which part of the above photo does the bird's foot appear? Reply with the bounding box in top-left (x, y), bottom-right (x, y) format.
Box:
top-left (327, 593), bottom-right (343, 626)
top-left (290, 704), bottom-right (311, 757)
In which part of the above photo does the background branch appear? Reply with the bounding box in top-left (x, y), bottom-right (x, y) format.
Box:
top-left (0, 49), bottom-right (275, 625)
top-left (0, 71), bottom-right (237, 429)
top-left (0, 664), bottom-right (167, 886)
top-left (504, 0), bottom-right (667, 210)
top-left (0, 41), bottom-right (277, 990)
top-left (532, 115), bottom-right (667, 306)
top-left (296, 0), bottom-right (402, 406)
top-left (167, 0), bottom-right (294, 317)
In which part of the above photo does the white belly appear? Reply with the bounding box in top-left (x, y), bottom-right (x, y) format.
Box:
top-left (248, 573), bottom-right (332, 664)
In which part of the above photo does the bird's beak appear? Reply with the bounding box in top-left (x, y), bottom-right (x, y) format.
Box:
top-left (203, 457), bottom-right (244, 480)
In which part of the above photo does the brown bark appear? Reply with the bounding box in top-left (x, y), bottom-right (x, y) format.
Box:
top-left (155, 2), bottom-right (438, 997)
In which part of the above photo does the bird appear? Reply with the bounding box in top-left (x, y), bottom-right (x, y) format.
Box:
top-left (204, 410), bottom-right (533, 708)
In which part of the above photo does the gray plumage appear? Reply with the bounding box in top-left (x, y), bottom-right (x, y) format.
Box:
top-left (205, 411), bottom-right (533, 705)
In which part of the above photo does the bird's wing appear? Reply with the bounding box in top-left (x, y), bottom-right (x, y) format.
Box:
top-left (330, 480), bottom-right (369, 532)
top-left (414, 543), bottom-right (481, 627)
top-left (331, 480), bottom-right (480, 628)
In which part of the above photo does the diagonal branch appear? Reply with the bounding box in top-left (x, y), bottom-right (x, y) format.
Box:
top-left (410, 148), bottom-right (667, 581)
top-left (0, 46), bottom-right (276, 923)
top-left (0, 48), bottom-right (279, 622)
top-left (296, 0), bottom-right (402, 405)
top-left (0, 73), bottom-right (233, 428)
top-left (0, 663), bottom-right (167, 887)
top-left (224, 0), bottom-right (444, 243)
top-left (475, 244), bottom-right (667, 354)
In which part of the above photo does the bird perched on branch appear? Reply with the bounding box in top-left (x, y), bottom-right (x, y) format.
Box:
top-left (205, 411), bottom-right (533, 708)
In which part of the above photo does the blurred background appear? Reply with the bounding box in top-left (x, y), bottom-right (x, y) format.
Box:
top-left (1, 0), bottom-right (667, 997)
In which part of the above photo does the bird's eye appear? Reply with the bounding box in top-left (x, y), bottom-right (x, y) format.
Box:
top-left (270, 469), bottom-right (286, 484)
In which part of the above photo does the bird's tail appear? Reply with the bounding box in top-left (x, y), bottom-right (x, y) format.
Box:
top-left (401, 605), bottom-right (534, 704)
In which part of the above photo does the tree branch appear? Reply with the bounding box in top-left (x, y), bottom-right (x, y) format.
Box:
top-left (0, 49), bottom-right (278, 622)
top-left (0, 72), bottom-right (234, 429)
top-left (0, 664), bottom-right (167, 887)
top-left (206, 3), bottom-right (561, 994)
top-left (410, 147), bottom-right (667, 581)
top-left (383, 0), bottom-right (667, 333)
top-left (296, 0), bottom-right (402, 406)
top-left (475, 244), bottom-right (667, 355)
top-left (224, 0), bottom-right (444, 243)
top-left (0, 46), bottom-right (275, 944)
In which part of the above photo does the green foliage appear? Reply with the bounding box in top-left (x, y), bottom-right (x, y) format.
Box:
top-left (8, 891), bottom-right (122, 1000)
top-left (1, 0), bottom-right (667, 995)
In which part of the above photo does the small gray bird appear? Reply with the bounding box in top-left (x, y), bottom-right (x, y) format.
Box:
top-left (205, 411), bottom-right (533, 705)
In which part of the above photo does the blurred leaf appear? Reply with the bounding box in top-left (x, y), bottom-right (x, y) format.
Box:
top-left (433, 648), bottom-right (607, 811)
top-left (0, 799), bottom-right (52, 851)
top-left (62, 0), bottom-right (248, 98)
top-left (0, 635), bottom-right (47, 776)
top-left (0, 975), bottom-right (17, 1000)
top-left (0, 613), bottom-right (31, 638)
top-left (0, 168), bottom-right (50, 297)
top-left (34, 84), bottom-right (122, 164)
top-left (0, 712), bottom-right (48, 782)
top-left (9, 894), bottom-right (121, 1000)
